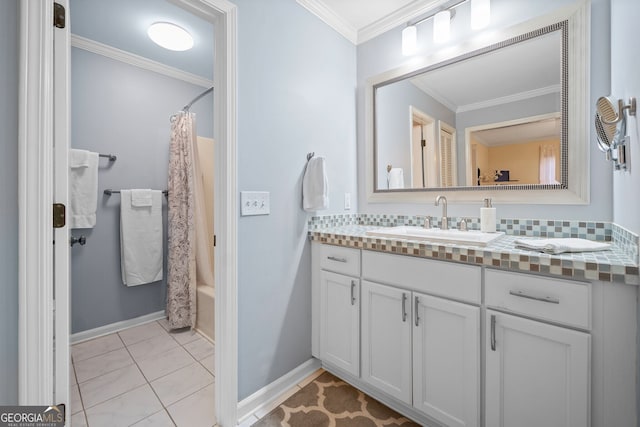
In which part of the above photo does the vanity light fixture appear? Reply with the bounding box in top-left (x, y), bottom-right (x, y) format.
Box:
top-left (402, 25), bottom-right (418, 56)
top-left (433, 10), bottom-right (451, 43)
top-left (147, 22), bottom-right (194, 51)
top-left (471, 0), bottom-right (491, 30)
top-left (401, 0), bottom-right (490, 56)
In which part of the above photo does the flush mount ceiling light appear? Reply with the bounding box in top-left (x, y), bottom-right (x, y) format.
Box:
top-left (400, 0), bottom-right (490, 56)
top-left (147, 22), bottom-right (194, 51)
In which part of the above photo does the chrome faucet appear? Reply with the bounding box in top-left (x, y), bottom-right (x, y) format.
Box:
top-left (435, 195), bottom-right (448, 230)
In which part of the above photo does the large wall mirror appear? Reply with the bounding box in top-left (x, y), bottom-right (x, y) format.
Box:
top-left (366, 1), bottom-right (589, 204)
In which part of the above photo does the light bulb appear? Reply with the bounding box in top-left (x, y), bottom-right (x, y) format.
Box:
top-left (433, 10), bottom-right (451, 44)
top-left (402, 25), bottom-right (417, 56)
top-left (471, 0), bottom-right (491, 30)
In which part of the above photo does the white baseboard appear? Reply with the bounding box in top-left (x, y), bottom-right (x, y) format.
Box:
top-left (237, 358), bottom-right (322, 424)
top-left (70, 311), bottom-right (166, 344)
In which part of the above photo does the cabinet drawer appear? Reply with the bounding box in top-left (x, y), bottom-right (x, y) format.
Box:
top-left (485, 269), bottom-right (590, 329)
top-left (320, 245), bottom-right (361, 277)
top-left (362, 250), bottom-right (480, 304)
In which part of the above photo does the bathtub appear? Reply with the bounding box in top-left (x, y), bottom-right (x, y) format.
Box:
top-left (196, 285), bottom-right (215, 342)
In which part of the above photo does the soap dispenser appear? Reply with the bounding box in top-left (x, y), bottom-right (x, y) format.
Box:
top-left (481, 198), bottom-right (496, 233)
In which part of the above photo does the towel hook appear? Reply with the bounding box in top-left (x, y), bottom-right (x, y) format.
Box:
top-left (387, 164), bottom-right (392, 173)
top-left (307, 152), bottom-right (315, 162)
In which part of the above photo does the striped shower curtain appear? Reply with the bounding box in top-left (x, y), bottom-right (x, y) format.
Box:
top-left (166, 112), bottom-right (197, 329)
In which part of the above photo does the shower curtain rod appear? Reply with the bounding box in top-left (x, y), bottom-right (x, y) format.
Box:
top-left (183, 86), bottom-right (214, 112)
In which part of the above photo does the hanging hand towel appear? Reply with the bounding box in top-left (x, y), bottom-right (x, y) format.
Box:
top-left (120, 189), bottom-right (163, 286)
top-left (303, 156), bottom-right (328, 212)
top-left (131, 189), bottom-right (153, 207)
top-left (515, 238), bottom-right (611, 254)
top-left (388, 168), bottom-right (404, 189)
top-left (69, 149), bottom-right (99, 228)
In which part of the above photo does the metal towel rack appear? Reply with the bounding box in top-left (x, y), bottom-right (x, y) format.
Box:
top-left (104, 189), bottom-right (168, 196)
top-left (99, 153), bottom-right (117, 161)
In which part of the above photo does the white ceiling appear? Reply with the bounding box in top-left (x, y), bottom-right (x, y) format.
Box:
top-left (296, 0), bottom-right (447, 44)
top-left (70, 0), bottom-right (214, 79)
top-left (473, 117), bottom-right (561, 147)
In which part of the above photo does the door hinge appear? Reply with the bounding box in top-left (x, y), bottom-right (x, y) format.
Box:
top-left (53, 203), bottom-right (66, 228)
top-left (54, 2), bottom-right (66, 29)
top-left (213, 235), bottom-right (217, 247)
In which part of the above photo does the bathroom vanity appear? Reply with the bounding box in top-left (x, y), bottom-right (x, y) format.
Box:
top-left (310, 217), bottom-right (638, 427)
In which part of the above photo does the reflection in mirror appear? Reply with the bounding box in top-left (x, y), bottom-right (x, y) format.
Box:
top-left (374, 22), bottom-right (566, 192)
top-left (466, 114), bottom-right (561, 186)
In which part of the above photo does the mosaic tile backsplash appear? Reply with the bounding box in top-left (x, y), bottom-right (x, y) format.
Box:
top-left (308, 214), bottom-right (640, 285)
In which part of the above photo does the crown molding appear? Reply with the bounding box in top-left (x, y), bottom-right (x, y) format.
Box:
top-left (296, 0), bottom-right (358, 44)
top-left (71, 34), bottom-right (214, 88)
top-left (358, 0), bottom-right (446, 44)
top-left (457, 84), bottom-right (562, 113)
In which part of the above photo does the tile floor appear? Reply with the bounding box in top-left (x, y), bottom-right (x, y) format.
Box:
top-left (70, 319), bottom-right (215, 427)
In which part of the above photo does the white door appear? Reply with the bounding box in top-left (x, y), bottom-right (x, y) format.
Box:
top-left (413, 293), bottom-right (480, 427)
top-left (320, 271), bottom-right (360, 376)
top-left (485, 310), bottom-right (590, 427)
top-left (361, 281), bottom-right (412, 404)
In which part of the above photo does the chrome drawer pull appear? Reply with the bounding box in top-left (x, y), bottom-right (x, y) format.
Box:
top-left (509, 290), bottom-right (560, 304)
top-left (327, 256), bottom-right (347, 263)
top-left (350, 280), bottom-right (356, 305)
top-left (401, 293), bottom-right (408, 322)
top-left (414, 296), bottom-right (420, 327)
top-left (490, 314), bottom-right (496, 351)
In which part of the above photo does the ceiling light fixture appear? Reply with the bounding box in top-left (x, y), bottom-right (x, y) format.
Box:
top-left (147, 22), bottom-right (194, 51)
top-left (400, 0), bottom-right (490, 56)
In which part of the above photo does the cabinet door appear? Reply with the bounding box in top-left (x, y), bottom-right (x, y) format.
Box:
top-left (486, 310), bottom-right (590, 427)
top-left (320, 270), bottom-right (359, 376)
top-left (361, 281), bottom-right (412, 404)
top-left (413, 293), bottom-right (480, 427)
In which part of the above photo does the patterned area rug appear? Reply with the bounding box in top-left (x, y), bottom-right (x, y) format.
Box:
top-left (252, 372), bottom-right (420, 427)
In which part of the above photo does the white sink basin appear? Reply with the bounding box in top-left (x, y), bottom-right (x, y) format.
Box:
top-left (365, 226), bottom-right (504, 247)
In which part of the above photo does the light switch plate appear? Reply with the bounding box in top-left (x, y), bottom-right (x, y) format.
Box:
top-left (344, 193), bottom-right (351, 210)
top-left (240, 191), bottom-right (270, 216)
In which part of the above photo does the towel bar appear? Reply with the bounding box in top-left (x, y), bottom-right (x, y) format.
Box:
top-left (98, 153), bottom-right (117, 161)
top-left (104, 189), bottom-right (168, 196)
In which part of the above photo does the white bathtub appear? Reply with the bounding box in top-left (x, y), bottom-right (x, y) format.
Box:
top-left (196, 285), bottom-right (215, 342)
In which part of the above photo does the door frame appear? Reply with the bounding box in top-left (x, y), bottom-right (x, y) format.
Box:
top-left (18, 0), bottom-right (239, 425)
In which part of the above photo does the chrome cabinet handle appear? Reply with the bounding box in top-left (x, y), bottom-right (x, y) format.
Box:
top-left (327, 256), bottom-right (347, 263)
top-left (350, 280), bottom-right (356, 305)
top-left (509, 290), bottom-right (560, 304)
top-left (490, 314), bottom-right (496, 351)
top-left (401, 293), bottom-right (408, 322)
top-left (414, 296), bottom-right (420, 327)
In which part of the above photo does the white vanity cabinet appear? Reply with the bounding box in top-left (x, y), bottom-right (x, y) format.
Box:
top-left (317, 245), bottom-right (361, 377)
top-left (311, 242), bottom-right (638, 427)
top-left (484, 269), bottom-right (590, 427)
top-left (361, 251), bottom-right (481, 427)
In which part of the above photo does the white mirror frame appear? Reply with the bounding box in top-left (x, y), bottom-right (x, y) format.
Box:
top-left (365, 0), bottom-right (589, 204)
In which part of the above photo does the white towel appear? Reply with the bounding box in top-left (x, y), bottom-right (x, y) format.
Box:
top-left (303, 156), bottom-right (328, 212)
top-left (131, 189), bottom-right (153, 207)
top-left (120, 190), bottom-right (163, 286)
top-left (388, 168), bottom-right (404, 189)
top-left (69, 149), bottom-right (99, 228)
top-left (515, 238), bottom-right (611, 254)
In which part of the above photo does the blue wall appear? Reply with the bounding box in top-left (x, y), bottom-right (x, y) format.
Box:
top-left (357, 0), bottom-right (613, 221)
top-left (70, 47), bottom-right (213, 333)
top-left (235, 0), bottom-right (357, 400)
top-left (611, 0), bottom-right (640, 234)
top-left (0, 0), bottom-right (19, 405)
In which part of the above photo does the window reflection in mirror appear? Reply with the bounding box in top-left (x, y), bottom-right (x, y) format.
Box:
top-left (374, 24), bottom-right (565, 192)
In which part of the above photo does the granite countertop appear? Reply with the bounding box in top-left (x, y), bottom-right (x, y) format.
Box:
top-left (309, 225), bottom-right (640, 286)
